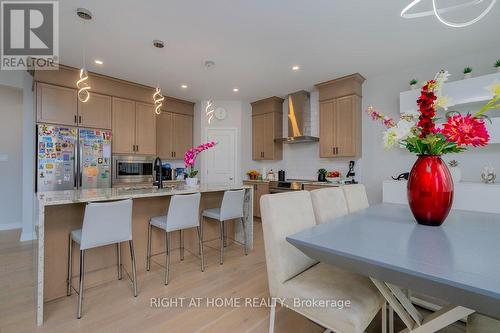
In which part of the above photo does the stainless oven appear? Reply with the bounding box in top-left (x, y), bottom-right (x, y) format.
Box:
top-left (112, 156), bottom-right (154, 184)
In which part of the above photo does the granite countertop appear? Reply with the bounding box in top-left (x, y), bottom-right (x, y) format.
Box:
top-left (304, 182), bottom-right (343, 186)
top-left (243, 179), bottom-right (271, 183)
top-left (37, 184), bottom-right (252, 206)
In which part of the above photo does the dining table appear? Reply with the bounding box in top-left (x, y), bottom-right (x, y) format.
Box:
top-left (286, 203), bottom-right (500, 333)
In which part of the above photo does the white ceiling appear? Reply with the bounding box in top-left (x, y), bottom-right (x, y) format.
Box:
top-left (59, 0), bottom-right (500, 102)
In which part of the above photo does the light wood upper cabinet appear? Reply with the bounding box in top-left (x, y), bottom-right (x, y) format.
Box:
top-left (112, 97), bottom-right (136, 154)
top-left (316, 73), bottom-right (364, 158)
top-left (36, 83), bottom-right (78, 126)
top-left (135, 102), bottom-right (156, 155)
top-left (156, 112), bottom-right (173, 159)
top-left (251, 97), bottom-right (284, 161)
top-left (78, 92), bottom-right (112, 129)
top-left (156, 112), bottom-right (193, 160)
top-left (319, 95), bottom-right (361, 158)
top-left (172, 113), bottom-right (193, 159)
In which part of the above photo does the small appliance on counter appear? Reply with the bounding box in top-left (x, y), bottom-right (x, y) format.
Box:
top-left (175, 167), bottom-right (185, 180)
top-left (345, 160), bottom-right (358, 184)
top-left (161, 162), bottom-right (173, 181)
top-left (278, 170), bottom-right (286, 182)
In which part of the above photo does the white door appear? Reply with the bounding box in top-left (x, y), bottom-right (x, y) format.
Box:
top-left (205, 128), bottom-right (237, 185)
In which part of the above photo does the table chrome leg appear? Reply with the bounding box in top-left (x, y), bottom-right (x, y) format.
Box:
top-left (67, 235), bottom-right (72, 296)
top-left (129, 240), bottom-right (138, 297)
top-left (146, 223), bottom-right (152, 271)
top-left (77, 249), bottom-right (85, 319)
top-left (117, 242), bottom-right (122, 280)
top-left (197, 226), bottom-right (204, 272)
top-left (180, 230), bottom-right (184, 261)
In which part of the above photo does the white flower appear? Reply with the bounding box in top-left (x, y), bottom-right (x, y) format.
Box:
top-left (485, 80), bottom-right (500, 96)
top-left (383, 119), bottom-right (415, 149)
top-left (436, 96), bottom-right (452, 110)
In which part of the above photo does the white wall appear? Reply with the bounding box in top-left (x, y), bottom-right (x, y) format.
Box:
top-left (195, 100), bottom-right (245, 185)
top-left (362, 46), bottom-right (500, 203)
top-left (0, 84), bottom-right (23, 230)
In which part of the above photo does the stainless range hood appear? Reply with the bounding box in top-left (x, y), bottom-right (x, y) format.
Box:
top-left (275, 90), bottom-right (319, 144)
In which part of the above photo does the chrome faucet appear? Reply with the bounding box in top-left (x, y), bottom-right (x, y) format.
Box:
top-left (153, 157), bottom-right (163, 189)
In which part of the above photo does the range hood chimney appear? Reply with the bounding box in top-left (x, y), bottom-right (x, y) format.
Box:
top-left (276, 90), bottom-right (319, 144)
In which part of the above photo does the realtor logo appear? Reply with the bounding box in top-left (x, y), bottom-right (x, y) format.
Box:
top-left (1, 1), bottom-right (58, 70)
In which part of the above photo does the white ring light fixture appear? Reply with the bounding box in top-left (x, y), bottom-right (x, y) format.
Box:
top-left (401, 0), bottom-right (497, 28)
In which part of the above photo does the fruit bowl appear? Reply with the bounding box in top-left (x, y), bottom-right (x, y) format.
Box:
top-left (326, 177), bottom-right (341, 183)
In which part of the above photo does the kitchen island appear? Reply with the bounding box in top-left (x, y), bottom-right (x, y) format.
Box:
top-left (35, 184), bottom-right (253, 326)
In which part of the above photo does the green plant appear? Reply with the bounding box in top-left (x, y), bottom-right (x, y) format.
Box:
top-left (409, 79), bottom-right (418, 85)
top-left (463, 67), bottom-right (472, 74)
top-left (495, 60), bottom-right (500, 68)
top-left (318, 168), bottom-right (327, 175)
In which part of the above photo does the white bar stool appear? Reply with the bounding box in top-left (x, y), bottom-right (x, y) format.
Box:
top-left (202, 189), bottom-right (247, 265)
top-left (66, 199), bottom-right (137, 319)
top-left (146, 193), bottom-right (203, 285)
top-left (342, 184), bottom-right (369, 213)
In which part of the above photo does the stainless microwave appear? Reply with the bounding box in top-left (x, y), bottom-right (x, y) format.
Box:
top-left (112, 156), bottom-right (154, 184)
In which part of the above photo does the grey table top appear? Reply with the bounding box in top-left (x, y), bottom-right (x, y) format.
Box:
top-left (286, 203), bottom-right (500, 319)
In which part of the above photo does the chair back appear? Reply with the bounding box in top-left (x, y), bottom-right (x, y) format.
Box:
top-left (80, 199), bottom-right (133, 250)
top-left (220, 189), bottom-right (245, 221)
top-left (310, 187), bottom-right (348, 224)
top-left (166, 193), bottom-right (201, 230)
top-left (260, 191), bottom-right (318, 296)
top-left (342, 184), bottom-right (369, 213)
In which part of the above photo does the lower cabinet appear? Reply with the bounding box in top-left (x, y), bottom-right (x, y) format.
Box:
top-left (302, 184), bottom-right (341, 191)
top-left (243, 181), bottom-right (270, 218)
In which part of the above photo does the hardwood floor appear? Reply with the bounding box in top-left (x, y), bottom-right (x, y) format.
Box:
top-left (0, 223), bottom-right (464, 333)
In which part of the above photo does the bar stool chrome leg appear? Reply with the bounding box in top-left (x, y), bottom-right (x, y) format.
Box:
top-left (197, 226), bottom-right (204, 272)
top-left (219, 222), bottom-right (224, 265)
top-left (117, 242), bottom-right (122, 280)
top-left (77, 249), bottom-right (86, 319)
top-left (241, 217), bottom-right (248, 256)
top-left (67, 235), bottom-right (73, 296)
top-left (180, 230), bottom-right (184, 261)
top-left (129, 240), bottom-right (138, 297)
top-left (146, 223), bottom-right (152, 271)
top-left (165, 231), bottom-right (170, 285)
top-left (223, 220), bottom-right (227, 247)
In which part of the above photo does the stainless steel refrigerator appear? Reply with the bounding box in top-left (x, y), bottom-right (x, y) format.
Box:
top-left (36, 124), bottom-right (112, 192)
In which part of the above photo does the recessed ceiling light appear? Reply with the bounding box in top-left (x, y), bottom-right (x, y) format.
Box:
top-left (181, 84), bottom-right (188, 89)
top-left (94, 59), bottom-right (103, 65)
top-left (292, 65), bottom-right (300, 71)
top-left (153, 40), bottom-right (165, 48)
top-left (233, 88), bottom-right (239, 92)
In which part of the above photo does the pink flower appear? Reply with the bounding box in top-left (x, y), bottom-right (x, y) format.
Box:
top-left (441, 114), bottom-right (489, 147)
top-left (184, 141), bottom-right (217, 169)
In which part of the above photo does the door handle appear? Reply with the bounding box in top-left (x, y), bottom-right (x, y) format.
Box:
top-left (74, 115), bottom-right (77, 124)
top-left (79, 116), bottom-right (82, 124)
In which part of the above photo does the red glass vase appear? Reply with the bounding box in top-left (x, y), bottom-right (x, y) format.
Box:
top-left (407, 155), bottom-right (454, 226)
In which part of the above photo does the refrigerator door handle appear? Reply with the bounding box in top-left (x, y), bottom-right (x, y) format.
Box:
top-left (79, 139), bottom-right (83, 188)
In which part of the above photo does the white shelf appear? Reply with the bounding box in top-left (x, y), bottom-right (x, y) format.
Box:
top-left (400, 72), bottom-right (500, 144)
top-left (383, 180), bottom-right (500, 214)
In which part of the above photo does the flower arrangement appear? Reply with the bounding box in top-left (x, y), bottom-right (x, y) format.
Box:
top-left (463, 67), bottom-right (472, 74)
top-left (184, 141), bottom-right (217, 178)
top-left (366, 70), bottom-right (500, 155)
top-left (246, 169), bottom-right (260, 180)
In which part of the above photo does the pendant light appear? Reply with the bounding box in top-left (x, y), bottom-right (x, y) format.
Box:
top-left (205, 100), bottom-right (215, 124)
top-left (401, 0), bottom-right (497, 28)
top-left (152, 40), bottom-right (165, 115)
top-left (76, 8), bottom-right (92, 102)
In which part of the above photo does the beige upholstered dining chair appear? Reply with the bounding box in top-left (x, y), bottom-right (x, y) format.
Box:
top-left (310, 187), bottom-right (349, 224)
top-left (467, 314), bottom-right (500, 333)
top-left (260, 191), bottom-right (385, 333)
top-left (342, 184), bottom-right (369, 213)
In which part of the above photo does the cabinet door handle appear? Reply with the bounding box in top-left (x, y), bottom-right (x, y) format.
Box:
top-left (79, 116), bottom-right (82, 124)
top-left (74, 115), bottom-right (77, 124)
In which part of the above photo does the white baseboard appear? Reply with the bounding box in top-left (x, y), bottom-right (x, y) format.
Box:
top-left (0, 222), bottom-right (21, 231)
top-left (20, 229), bottom-right (37, 242)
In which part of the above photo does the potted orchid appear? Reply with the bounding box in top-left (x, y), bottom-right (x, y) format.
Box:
top-left (184, 141), bottom-right (217, 186)
top-left (367, 70), bottom-right (500, 226)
